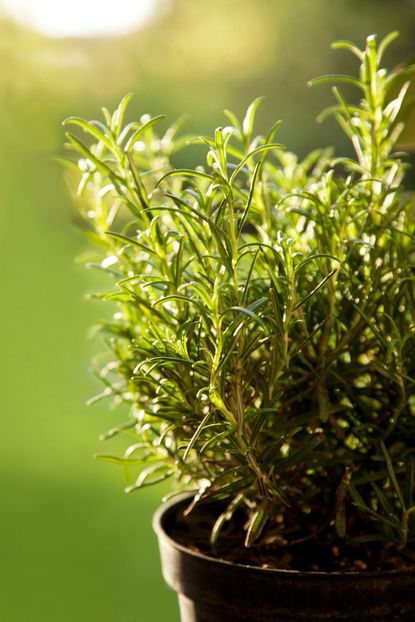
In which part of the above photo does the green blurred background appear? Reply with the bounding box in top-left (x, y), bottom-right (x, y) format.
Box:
top-left (1, 1), bottom-right (415, 620)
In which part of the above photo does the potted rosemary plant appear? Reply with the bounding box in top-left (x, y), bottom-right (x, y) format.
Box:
top-left (65, 33), bottom-right (415, 621)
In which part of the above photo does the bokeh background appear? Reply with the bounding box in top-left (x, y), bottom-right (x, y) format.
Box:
top-left (1, 1), bottom-right (415, 620)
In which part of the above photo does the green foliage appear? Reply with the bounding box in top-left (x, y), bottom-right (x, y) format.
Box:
top-left (65, 34), bottom-right (415, 556)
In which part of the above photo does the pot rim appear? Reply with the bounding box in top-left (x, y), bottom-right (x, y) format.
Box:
top-left (153, 492), bottom-right (415, 579)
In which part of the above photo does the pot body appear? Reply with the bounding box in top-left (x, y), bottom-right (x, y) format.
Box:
top-left (153, 497), bottom-right (415, 622)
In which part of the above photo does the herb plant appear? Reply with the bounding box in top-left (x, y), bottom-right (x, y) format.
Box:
top-left (65, 33), bottom-right (415, 570)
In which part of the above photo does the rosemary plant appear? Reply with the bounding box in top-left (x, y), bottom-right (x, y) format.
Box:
top-left (65, 33), bottom-right (415, 569)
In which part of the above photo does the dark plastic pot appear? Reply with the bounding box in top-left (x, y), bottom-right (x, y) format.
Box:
top-left (153, 496), bottom-right (415, 622)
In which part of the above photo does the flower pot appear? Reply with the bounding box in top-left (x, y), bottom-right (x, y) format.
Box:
top-left (153, 496), bottom-right (415, 622)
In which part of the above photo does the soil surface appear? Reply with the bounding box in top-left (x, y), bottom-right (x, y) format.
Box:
top-left (169, 501), bottom-right (414, 573)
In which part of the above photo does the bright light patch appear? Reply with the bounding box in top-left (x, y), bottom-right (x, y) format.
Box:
top-left (2, 0), bottom-right (157, 38)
